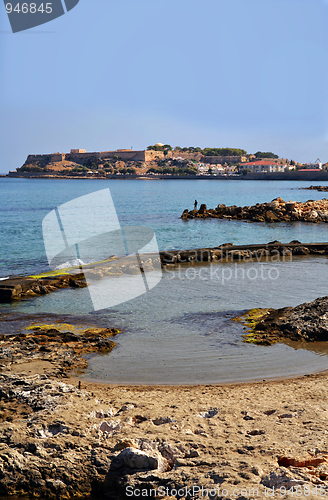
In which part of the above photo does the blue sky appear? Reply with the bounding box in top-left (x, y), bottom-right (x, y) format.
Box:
top-left (1, 0), bottom-right (328, 172)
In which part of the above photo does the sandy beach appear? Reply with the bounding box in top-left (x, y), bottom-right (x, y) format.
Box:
top-left (2, 358), bottom-right (328, 499)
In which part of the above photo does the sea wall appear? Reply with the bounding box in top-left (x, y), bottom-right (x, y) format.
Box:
top-left (245, 171), bottom-right (328, 180)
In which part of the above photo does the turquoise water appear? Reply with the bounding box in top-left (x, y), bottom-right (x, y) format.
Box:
top-left (1, 178), bottom-right (328, 278)
top-left (1, 178), bottom-right (328, 383)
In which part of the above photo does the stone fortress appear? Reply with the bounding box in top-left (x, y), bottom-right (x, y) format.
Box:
top-left (24, 147), bottom-right (167, 166)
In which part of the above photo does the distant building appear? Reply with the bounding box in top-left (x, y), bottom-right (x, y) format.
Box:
top-left (301, 162), bottom-right (322, 170)
top-left (70, 149), bottom-right (86, 154)
top-left (197, 164), bottom-right (226, 175)
top-left (242, 160), bottom-right (287, 173)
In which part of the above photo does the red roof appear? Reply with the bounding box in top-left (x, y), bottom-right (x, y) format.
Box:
top-left (297, 169), bottom-right (322, 172)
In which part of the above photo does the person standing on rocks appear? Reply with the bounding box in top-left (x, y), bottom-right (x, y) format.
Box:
top-left (194, 200), bottom-right (198, 210)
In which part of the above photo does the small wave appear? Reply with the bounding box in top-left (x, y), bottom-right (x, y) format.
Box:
top-left (54, 258), bottom-right (95, 270)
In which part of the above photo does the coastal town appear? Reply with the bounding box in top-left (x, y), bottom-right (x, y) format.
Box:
top-left (6, 144), bottom-right (328, 180)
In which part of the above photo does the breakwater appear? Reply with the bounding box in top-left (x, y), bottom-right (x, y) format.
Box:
top-left (182, 198), bottom-right (328, 223)
top-left (301, 185), bottom-right (328, 192)
top-left (1, 241), bottom-right (327, 303)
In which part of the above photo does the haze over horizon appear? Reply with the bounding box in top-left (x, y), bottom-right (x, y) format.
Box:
top-left (1, 0), bottom-right (328, 173)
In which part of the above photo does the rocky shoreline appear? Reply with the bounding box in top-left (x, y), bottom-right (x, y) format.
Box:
top-left (1, 299), bottom-right (328, 498)
top-left (301, 185), bottom-right (328, 192)
top-left (182, 197), bottom-right (328, 223)
top-left (1, 240), bottom-right (328, 303)
top-left (237, 295), bottom-right (328, 346)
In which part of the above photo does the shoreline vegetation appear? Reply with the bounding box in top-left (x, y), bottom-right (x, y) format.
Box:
top-left (1, 295), bottom-right (328, 498)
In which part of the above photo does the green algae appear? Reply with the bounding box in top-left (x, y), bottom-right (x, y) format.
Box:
top-left (25, 322), bottom-right (120, 336)
top-left (25, 323), bottom-right (85, 333)
top-left (233, 308), bottom-right (276, 345)
top-left (27, 256), bottom-right (119, 279)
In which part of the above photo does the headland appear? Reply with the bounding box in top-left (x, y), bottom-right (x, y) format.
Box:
top-left (5, 145), bottom-right (328, 180)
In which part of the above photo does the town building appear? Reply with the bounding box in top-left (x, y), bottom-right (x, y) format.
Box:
top-left (242, 160), bottom-right (287, 173)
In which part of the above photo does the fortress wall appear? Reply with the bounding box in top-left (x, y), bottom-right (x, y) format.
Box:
top-left (24, 149), bottom-right (163, 167)
top-left (100, 151), bottom-right (146, 161)
top-left (201, 155), bottom-right (247, 164)
top-left (144, 151), bottom-right (165, 162)
top-left (50, 154), bottom-right (66, 162)
top-left (66, 152), bottom-right (100, 163)
top-left (171, 152), bottom-right (202, 161)
top-left (25, 154), bottom-right (51, 163)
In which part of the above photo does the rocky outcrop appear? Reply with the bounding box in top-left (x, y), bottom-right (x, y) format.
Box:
top-left (181, 197), bottom-right (328, 223)
top-left (2, 241), bottom-right (327, 302)
top-left (302, 185), bottom-right (328, 192)
top-left (239, 296), bottom-right (328, 344)
top-left (160, 241), bottom-right (328, 265)
top-left (0, 274), bottom-right (87, 302)
top-left (0, 255), bottom-right (160, 302)
top-left (0, 324), bottom-right (119, 377)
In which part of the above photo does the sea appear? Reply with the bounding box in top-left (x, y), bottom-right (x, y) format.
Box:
top-left (1, 177), bottom-right (328, 384)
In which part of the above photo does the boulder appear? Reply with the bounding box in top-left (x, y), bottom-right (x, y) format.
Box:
top-left (261, 468), bottom-right (306, 488)
top-left (292, 246), bottom-right (310, 255)
top-left (285, 201), bottom-right (296, 211)
top-left (117, 447), bottom-right (168, 472)
top-left (265, 211), bottom-right (280, 223)
top-left (254, 295), bottom-right (328, 341)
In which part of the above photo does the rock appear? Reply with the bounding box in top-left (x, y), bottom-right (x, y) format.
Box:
top-left (292, 246), bottom-right (310, 255)
top-left (99, 420), bottom-right (120, 434)
top-left (132, 415), bottom-right (148, 424)
top-left (197, 408), bottom-right (218, 418)
top-left (265, 211), bottom-right (280, 223)
top-left (285, 201), bottom-right (296, 211)
top-left (261, 468), bottom-right (306, 488)
top-left (263, 409), bottom-right (276, 416)
top-left (278, 456), bottom-right (326, 467)
top-left (116, 447), bottom-right (168, 472)
top-left (152, 416), bottom-right (175, 425)
top-left (69, 278), bottom-right (87, 288)
top-left (253, 295), bottom-right (328, 341)
top-left (185, 198), bottom-right (328, 224)
top-left (280, 247), bottom-right (292, 257)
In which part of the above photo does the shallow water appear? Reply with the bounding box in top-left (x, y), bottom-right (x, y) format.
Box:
top-left (5, 255), bottom-right (328, 384)
top-left (1, 178), bottom-right (328, 383)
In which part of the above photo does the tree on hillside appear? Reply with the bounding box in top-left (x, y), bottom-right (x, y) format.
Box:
top-left (147, 144), bottom-right (172, 152)
top-left (254, 151), bottom-right (279, 159)
top-left (202, 148), bottom-right (247, 157)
